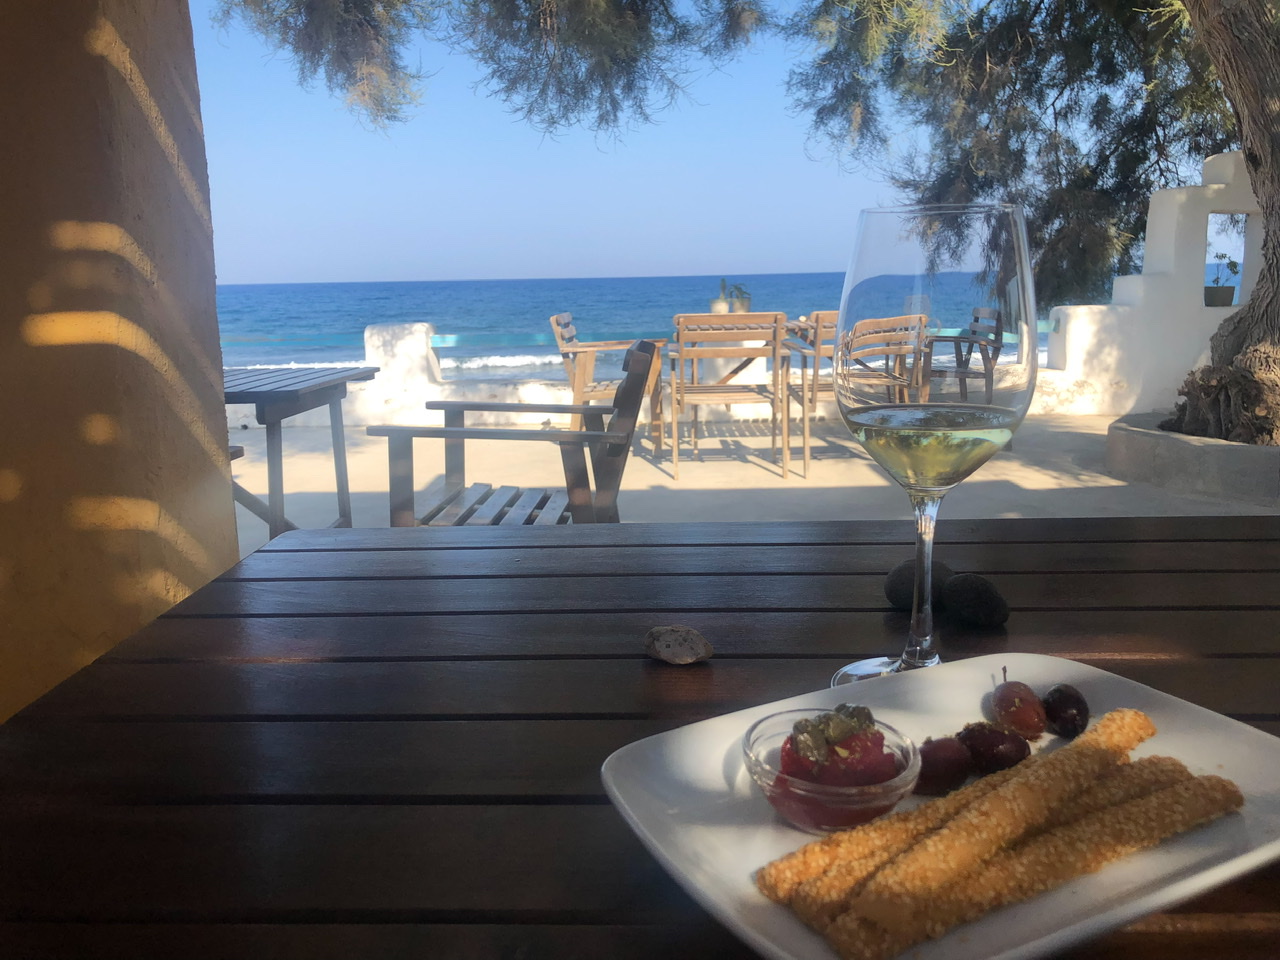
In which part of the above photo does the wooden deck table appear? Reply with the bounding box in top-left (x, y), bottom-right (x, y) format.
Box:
top-left (2, 516), bottom-right (1279, 959)
top-left (225, 365), bottom-right (379, 538)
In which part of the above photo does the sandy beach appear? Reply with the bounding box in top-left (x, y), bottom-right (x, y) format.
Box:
top-left (228, 414), bottom-right (1278, 558)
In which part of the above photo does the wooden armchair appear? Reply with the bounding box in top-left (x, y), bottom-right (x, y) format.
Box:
top-left (835, 314), bottom-right (928, 403)
top-left (550, 313), bottom-right (666, 449)
top-left (922, 308), bottom-right (1003, 403)
top-left (367, 340), bottom-right (656, 527)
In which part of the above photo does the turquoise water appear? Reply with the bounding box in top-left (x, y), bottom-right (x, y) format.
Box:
top-left (217, 273), bottom-right (846, 380)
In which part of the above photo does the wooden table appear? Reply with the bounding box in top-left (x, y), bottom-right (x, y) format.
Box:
top-left (225, 365), bottom-right (379, 538)
top-left (3, 517), bottom-right (1279, 959)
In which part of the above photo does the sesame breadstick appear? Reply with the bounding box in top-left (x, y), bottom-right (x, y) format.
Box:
top-left (848, 708), bottom-right (1156, 931)
top-left (824, 774), bottom-right (1243, 960)
top-left (792, 752), bottom-right (1188, 932)
top-left (1040, 754), bottom-right (1191, 830)
top-left (789, 855), bottom-right (883, 931)
top-left (924, 774), bottom-right (1243, 936)
top-left (756, 761), bottom-right (1033, 904)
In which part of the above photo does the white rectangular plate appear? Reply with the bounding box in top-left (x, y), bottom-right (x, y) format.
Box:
top-left (601, 652), bottom-right (1280, 960)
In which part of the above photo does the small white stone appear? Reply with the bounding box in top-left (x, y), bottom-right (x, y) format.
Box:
top-left (644, 625), bottom-right (714, 664)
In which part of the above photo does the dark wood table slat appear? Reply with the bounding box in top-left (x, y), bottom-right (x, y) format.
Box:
top-left (16, 657), bottom-right (1280, 722)
top-left (110, 609), bottom-right (1280, 661)
top-left (4, 714), bottom-right (1276, 804)
top-left (225, 539), bottom-right (1280, 580)
top-left (168, 571), bottom-right (1280, 618)
top-left (0, 719), bottom-right (668, 801)
top-left (7, 919), bottom-right (1280, 960)
top-left (0, 810), bottom-right (1275, 958)
top-left (0, 806), bottom-right (671, 920)
top-left (0, 922), bottom-right (753, 960)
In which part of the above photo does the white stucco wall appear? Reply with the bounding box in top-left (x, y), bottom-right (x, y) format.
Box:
top-left (1037, 152), bottom-right (1259, 415)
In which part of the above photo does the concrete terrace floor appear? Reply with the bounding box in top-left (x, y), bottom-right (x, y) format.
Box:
top-left (228, 414), bottom-right (1280, 559)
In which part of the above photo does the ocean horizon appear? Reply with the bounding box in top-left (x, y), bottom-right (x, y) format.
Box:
top-left (216, 272), bottom-right (846, 380)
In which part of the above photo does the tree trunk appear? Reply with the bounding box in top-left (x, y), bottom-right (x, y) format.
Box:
top-left (1167, 1), bottom-right (1280, 444)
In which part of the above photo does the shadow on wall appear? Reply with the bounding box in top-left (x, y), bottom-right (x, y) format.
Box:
top-left (0, 7), bottom-right (235, 719)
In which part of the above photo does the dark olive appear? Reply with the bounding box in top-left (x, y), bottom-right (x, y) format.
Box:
top-left (884, 559), bottom-right (955, 611)
top-left (915, 736), bottom-right (973, 795)
top-left (956, 721), bottom-right (1030, 775)
top-left (991, 669), bottom-right (1047, 741)
top-left (1043, 683), bottom-right (1090, 738)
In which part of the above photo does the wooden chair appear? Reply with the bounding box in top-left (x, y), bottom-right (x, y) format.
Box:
top-left (549, 313), bottom-right (666, 449)
top-left (668, 312), bottom-right (788, 480)
top-left (781, 310), bottom-right (838, 479)
top-left (367, 341), bottom-right (656, 526)
top-left (922, 308), bottom-right (1003, 403)
top-left (835, 314), bottom-right (928, 404)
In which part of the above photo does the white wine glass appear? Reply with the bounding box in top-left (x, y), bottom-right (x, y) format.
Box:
top-left (831, 203), bottom-right (1037, 684)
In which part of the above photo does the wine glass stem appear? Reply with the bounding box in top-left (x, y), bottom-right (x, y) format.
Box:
top-left (903, 491), bottom-right (945, 669)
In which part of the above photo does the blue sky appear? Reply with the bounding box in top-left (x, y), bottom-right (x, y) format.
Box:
top-left (189, 1), bottom-right (893, 284)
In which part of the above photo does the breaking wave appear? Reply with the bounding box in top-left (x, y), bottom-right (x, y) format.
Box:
top-left (438, 353), bottom-right (562, 371)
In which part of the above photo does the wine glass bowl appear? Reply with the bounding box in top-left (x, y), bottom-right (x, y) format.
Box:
top-left (832, 204), bottom-right (1037, 684)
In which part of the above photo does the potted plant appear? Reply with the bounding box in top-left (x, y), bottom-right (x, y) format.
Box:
top-left (710, 278), bottom-right (731, 314)
top-left (728, 282), bottom-right (752, 313)
top-left (1205, 252), bottom-right (1240, 307)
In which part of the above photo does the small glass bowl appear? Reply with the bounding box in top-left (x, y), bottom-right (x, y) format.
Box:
top-left (742, 709), bottom-right (921, 834)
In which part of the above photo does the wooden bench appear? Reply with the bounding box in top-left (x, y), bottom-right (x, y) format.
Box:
top-left (368, 340), bottom-right (656, 526)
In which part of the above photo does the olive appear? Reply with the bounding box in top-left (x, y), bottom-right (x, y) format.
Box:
top-left (956, 721), bottom-right (1030, 775)
top-left (1043, 683), bottom-right (1090, 738)
top-left (991, 669), bottom-right (1047, 740)
top-left (915, 736), bottom-right (973, 795)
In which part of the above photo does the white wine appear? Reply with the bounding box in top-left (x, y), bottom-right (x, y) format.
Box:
top-left (843, 404), bottom-right (1019, 491)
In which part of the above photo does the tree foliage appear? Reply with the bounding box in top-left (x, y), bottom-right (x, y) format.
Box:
top-left (214, 0), bottom-right (1238, 308)
top-left (452, 0), bottom-right (694, 131)
top-left (215, 0), bottom-right (766, 131)
top-left (214, 1), bottom-right (437, 122)
top-left (784, 1), bottom-right (1235, 306)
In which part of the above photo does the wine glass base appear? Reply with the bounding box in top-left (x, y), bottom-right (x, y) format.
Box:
top-left (830, 654), bottom-right (942, 686)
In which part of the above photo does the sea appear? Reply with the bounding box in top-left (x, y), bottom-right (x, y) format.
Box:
top-left (216, 272), bottom-right (847, 381)
top-left (218, 268), bottom-right (1233, 381)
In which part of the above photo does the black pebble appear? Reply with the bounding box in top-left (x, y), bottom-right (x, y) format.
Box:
top-left (884, 559), bottom-right (955, 611)
top-left (940, 573), bottom-right (1010, 627)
